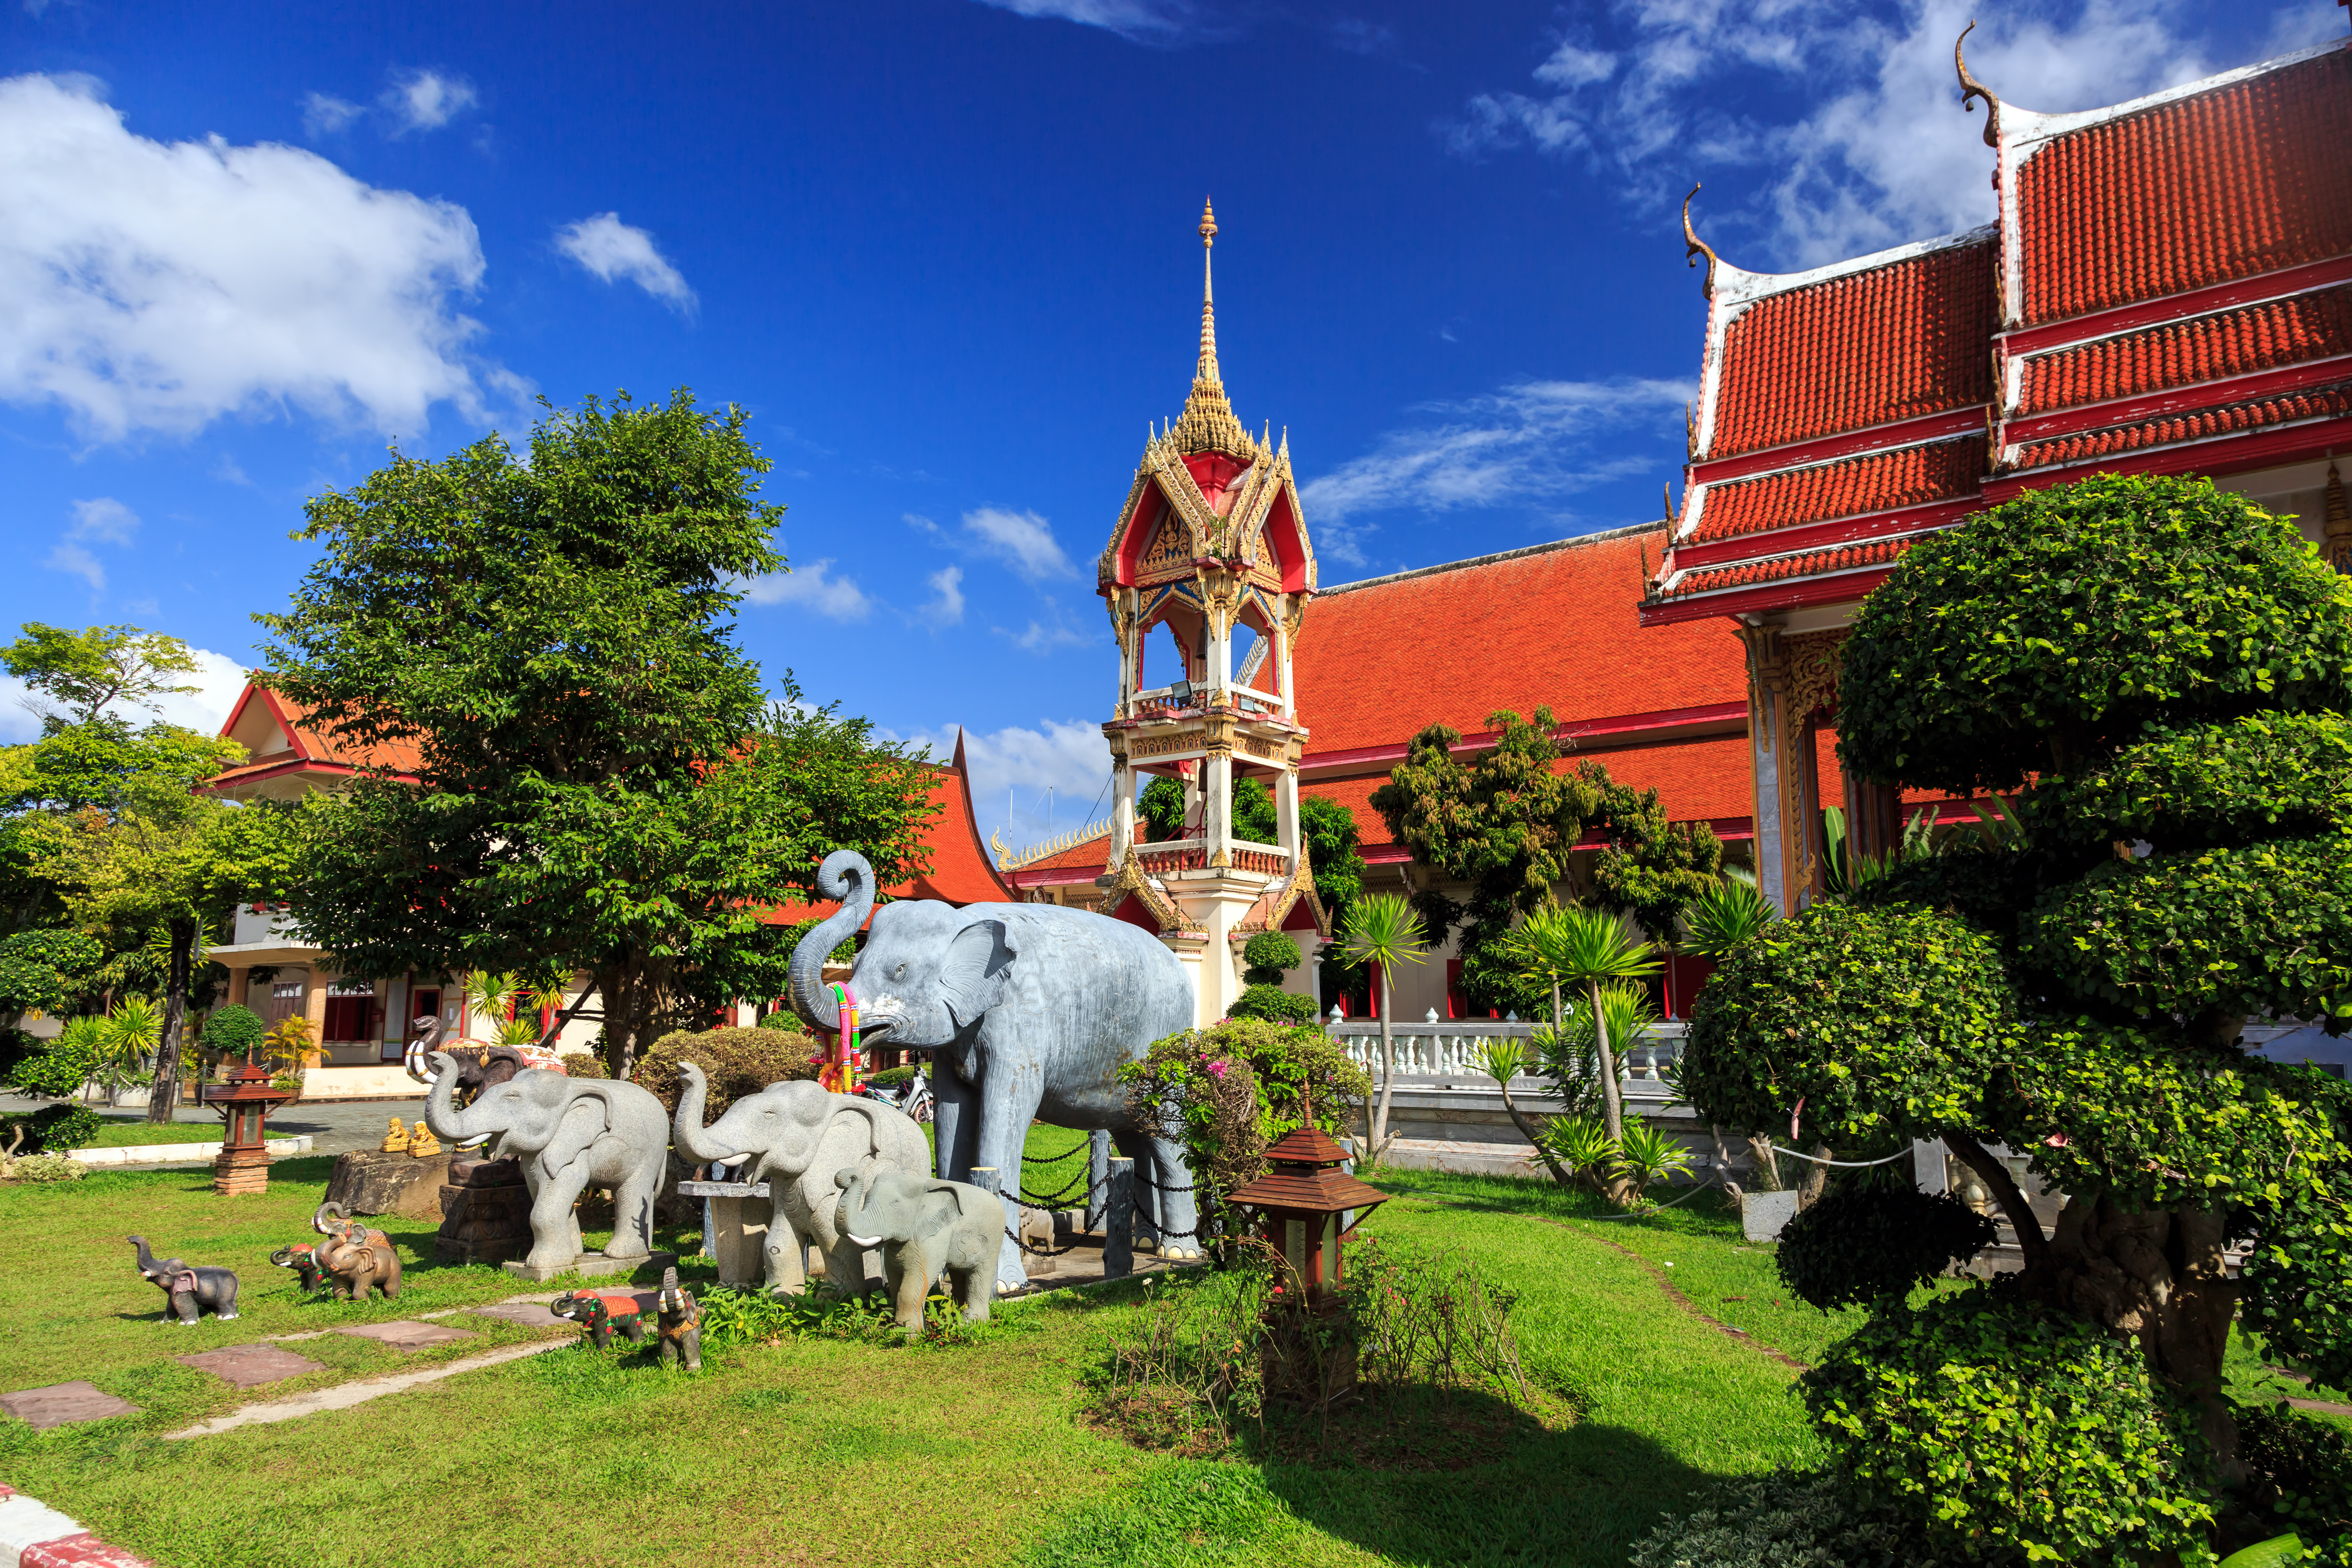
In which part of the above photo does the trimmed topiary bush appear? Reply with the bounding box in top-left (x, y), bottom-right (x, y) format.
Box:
top-left (1774, 1182), bottom-right (1996, 1311)
top-left (2, 1102), bottom-right (102, 1153)
top-left (557, 1052), bottom-right (608, 1079)
top-left (1239, 930), bottom-right (1301, 987)
top-left (632, 1024), bottom-right (819, 1120)
top-left (3, 1153), bottom-right (87, 1183)
top-left (7, 1034), bottom-right (96, 1100)
top-left (755, 1009), bottom-right (804, 1031)
top-left (1803, 1288), bottom-right (2219, 1564)
top-left (1228, 983), bottom-right (1319, 1026)
top-left (199, 1003), bottom-right (267, 1058)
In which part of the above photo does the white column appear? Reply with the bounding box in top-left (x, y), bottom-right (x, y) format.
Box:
top-left (1278, 605), bottom-right (1297, 722)
top-left (1204, 750), bottom-right (1232, 867)
top-left (1109, 759), bottom-right (1135, 863)
top-left (1275, 766), bottom-right (1300, 860)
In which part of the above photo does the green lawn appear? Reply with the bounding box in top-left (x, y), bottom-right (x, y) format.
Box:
top-left (0, 1149), bottom-right (1839, 1567)
top-left (85, 1116), bottom-right (238, 1147)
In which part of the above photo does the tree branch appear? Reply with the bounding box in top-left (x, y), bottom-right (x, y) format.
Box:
top-left (1944, 1130), bottom-right (2050, 1273)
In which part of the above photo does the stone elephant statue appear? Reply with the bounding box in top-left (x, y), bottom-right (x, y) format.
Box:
top-left (833, 1159), bottom-right (1000, 1337)
top-left (787, 851), bottom-right (1199, 1291)
top-left (311, 1202), bottom-right (402, 1301)
top-left (670, 1062), bottom-right (930, 1298)
top-left (423, 1053), bottom-right (669, 1273)
top-left (128, 1236), bottom-right (238, 1324)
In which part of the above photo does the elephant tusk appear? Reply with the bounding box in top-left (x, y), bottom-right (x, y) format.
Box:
top-left (845, 1234), bottom-right (884, 1249)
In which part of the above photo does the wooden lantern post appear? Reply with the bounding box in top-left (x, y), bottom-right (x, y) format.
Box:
top-left (1225, 1124), bottom-right (1387, 1308)
top-left (203, 1045), bottom-right (292, 1197)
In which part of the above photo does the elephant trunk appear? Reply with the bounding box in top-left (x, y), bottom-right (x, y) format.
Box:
top-left (127, 1235), bottom-right (158, 1274)
top-left (422, 1050), bottom-right (485, 1144)
top-left (788, 851), bottom-right (874, 1031)
top-left (670, 1063), bottom-right (737, 1164)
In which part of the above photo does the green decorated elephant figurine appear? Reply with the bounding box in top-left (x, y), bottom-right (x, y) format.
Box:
top-left (551, 1289), bottom-right (647, 1350)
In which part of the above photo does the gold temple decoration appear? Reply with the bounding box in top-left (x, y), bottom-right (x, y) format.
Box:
top-left (1956, 21), bottom-right (2003, 149)
top-left (1682, 183), bottom-right (1721, 300)
top-left (1167, 198), bottom-right (1256, 458)
top-left (1784, 628), bottom-right (1849, 726)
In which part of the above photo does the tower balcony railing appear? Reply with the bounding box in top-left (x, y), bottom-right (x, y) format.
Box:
top-left (1126, 683), bottom-right (1287, 720)
top-left (1135, 837), bottom-right (1293, 877)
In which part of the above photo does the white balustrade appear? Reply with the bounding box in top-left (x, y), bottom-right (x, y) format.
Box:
top-left (1323, 1017), bottom-right (1686, 1093)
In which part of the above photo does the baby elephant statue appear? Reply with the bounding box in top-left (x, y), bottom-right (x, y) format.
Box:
top-left (550, 1290), bottom-right (648, 1350)
top-left (654, 1265), bottom-right (702, 1371)
top-left (311, 1202), bottom-right (403, 1302)
top-left (270, 1243), bottom-right (326, 1293)
top-left (833, 1159), bottom-right (1001, 1339)
top-left (128, 1236), bottom-right (239, 1324)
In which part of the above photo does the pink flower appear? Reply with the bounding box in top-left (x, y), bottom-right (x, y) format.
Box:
top-left (1206, 1060), bottom-right (1229, 1080)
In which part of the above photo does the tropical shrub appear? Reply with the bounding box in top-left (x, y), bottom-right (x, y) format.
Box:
top-left (1613, 1122), bottom-right (1695, 1203)
top-left (1529, 1114), bottom-right (1616, 1190)
top-left (0, 929), bottom-right (103, 1021)
top-left (3, 1153), bottom-right (87, 1183)
top-left (1774, 1182), bottom-right (1996, 1311)
top-left (2237, 1404), bottom-right (2352, 1545)
top-left (1805, 1289), bottom-right (2218, 1564)
top-left (631, 1025), bottom-right (819, 1120)
top-left (1628, 1468), bottom-right (1947, 1568)
top-left (8, 1027), bottom-right (96, 1100)
top-left (557, 1052), bottom-right (608, 1079)
top-left (1, 1102), bottom-right (102, 1152)
top-left (1119, 1017), bottom-right (1370, 1257)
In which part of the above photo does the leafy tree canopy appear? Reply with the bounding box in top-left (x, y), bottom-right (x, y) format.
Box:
top-left (257, 390), bottom-right (938, 1075)
top-left (1, 622), bottom-right (203, 733)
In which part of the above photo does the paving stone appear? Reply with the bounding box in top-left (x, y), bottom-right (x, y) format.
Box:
top-left (465, 1301), bottom-right (570, 1329)
top-left (175, 1345), bottom-right (327, 1389)
top-left (331, 1321), bottom-right (477, 1352)
top-left (0, 1383), bottom-right (139, 1430)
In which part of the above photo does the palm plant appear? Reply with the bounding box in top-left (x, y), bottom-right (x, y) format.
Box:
top-left (95, 996), bottom-right (161, 1105)
top-left (1531, 1114), bottom-right (1617, 1192)
top-left (1337, 893), bottom-right (1427, 1163)
top-left (1522, 906), bottom-right (1659, 1146)
top-left (1677, 872), bottom-right (1777, 962)
top-left (1473, 1035), bottom-right (1572, 1185)
top-left (1613, 1122), bottom-right (1696, 1205)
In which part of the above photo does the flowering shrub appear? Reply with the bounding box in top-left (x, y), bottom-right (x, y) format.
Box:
top-left (1118, 1017), bottom-right (1370, 1259)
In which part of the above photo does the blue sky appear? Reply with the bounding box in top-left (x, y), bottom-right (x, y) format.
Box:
top-left (0, 0), bottom-right (2330, 858)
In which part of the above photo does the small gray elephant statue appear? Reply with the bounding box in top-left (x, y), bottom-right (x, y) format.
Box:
top-left (671, 1062), bottom-right (931, 1297)
top-left (833, 1158), bottom-right (1002, 1338)
top-left (128, 1236), bottom-right (239, 1324)
top-left (788, 850), bottom-right (1202, 1292)
top-left (423, 1051), bottom-right (670, 1273)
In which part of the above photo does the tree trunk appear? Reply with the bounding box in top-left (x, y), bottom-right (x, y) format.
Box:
top-left (1370, 970), bottom-right (1396, 1161)
top-left (1590, 980), bottom-right (1625, 1143)
top-left (1747, 1136), bottom-right (1782, 1191)
top-left (145, 916), bottom-right (196, 1125)
top-left (1498, 1076), bottom-right (1571, 1185)
top-left (1797, 1143), bottom-right (1831, 1209)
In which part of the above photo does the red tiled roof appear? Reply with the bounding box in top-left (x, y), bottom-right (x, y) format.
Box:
top-left (1694, 437), bottom-right (1981, 542)
top-left (1711, 238), bottom-right (1994, 459)
top-left (2017, 48), bottom-right (2352, 326)
top-left (1663, 536), bottom-right (1913, 601)
top-left (1293, 530), bottom-right (1746, 757)
top-left (2012, 378), bottom-right (2352, 470)
top-left (902, 736), bottom-right (1020, 905)
top-left (209, 684), bottom-right (423, 788)
top-left (2020, 285), bottom-right (2352, 414)
top-left (1019, 833), bottom-right (1113, 875)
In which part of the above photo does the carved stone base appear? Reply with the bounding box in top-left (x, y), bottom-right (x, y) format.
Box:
top-left (432, 1156), bottom-right (530, 1266)
top-left (325, 1149), bottom-right (452, 1218)
top-left (500, 1249), bottom-right (646, 1285)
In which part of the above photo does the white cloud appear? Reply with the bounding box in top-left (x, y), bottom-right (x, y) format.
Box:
top-left (1002, 617), bottom-right (1094, 654)
top-left (1301, 377), bottom-right (1692, 561)
top-left (925, 565), bottom-right (967, 625)
top-left (742, 560), bottom-right (875, 621)
top-left (0, 73), bottom-right (500, 441)
top-left (1448, 0), bottom-right (2223, 266)
top-left (381, 69), bottom-right (477, 134)
top-left (553, 212), bottom-right (696, 312)
top-left (42, 496), bottom-right (138, 591)
top-left (960, 506), bottom-right (1077, 582)
top-left (891, 717), bottom-right (1114, 855)
top-left (301, 92), bottom-right (363, 136)
top-left (969, 0), bottom-right (1196, 43)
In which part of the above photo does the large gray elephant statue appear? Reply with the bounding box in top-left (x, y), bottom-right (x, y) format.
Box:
top-left (423, 1053), bottom-right (670, 1274)
top-left (670, 1062), bottom-right (931, 1298)
top-left (787, 850), bottom-right (1198, 1290)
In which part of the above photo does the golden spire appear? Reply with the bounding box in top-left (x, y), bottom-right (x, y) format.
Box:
top-left (1168, 196), bottom-right (1254, 457)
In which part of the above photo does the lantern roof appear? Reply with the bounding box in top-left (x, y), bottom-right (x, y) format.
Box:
top-left (1226, 1124), bottom-right (1388, 1214)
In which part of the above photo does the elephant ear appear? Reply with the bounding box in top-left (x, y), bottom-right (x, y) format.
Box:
top-left (939, 918), bottom-right (1017, 1027)
top-left (925, 1186), bottom-right (971, 1241)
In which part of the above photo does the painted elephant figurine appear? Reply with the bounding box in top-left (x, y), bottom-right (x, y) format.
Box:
top-left (654, 1264), bottom-right (702, 1370)
top-left (833, 1159), bottom-right (1000, 1337)
top-left (671, 1062), bottom-right (931, 1298)
top-left (128, 1236), bottom-right (239, 1324)
top-left (310, 1203), bottom-right (403, 1302)
top-left (270, 1243), bottom-right (325, 1293)
top-left (787, 850), bottom-right (1200, 1290)
top-left (423, 1051), bottom-right (669, 1273)
top-left (550, 1290), bottom-right (647, 1350)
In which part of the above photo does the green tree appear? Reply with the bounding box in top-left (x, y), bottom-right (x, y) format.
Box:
top-left (1136, 774), bottom-right (1278, 844)
top-left (1335, 891), bottom-right (1427, 1160)
top-left (1684, 474), bottom-right (2352, 1551)
top-left (0, 929), bottom-right (103, 1030)
top-left (1507, 905), bottom-right (1659, 1149)
top-left (1, 623), bottom-right (204, 733)
top-left (257, 390), bottom-right (939, 1077)
top-left (29, 760), bottom-right (294, 1122)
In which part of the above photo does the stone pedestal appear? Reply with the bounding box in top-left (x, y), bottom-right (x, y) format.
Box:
top-left (213, 1142), bottom-right (270, 1196)
top-left (500, 1249), bottom-right (661, 1285)
top-left (434, 1155), bottom-right (531, 1266)
top-left (678, 1179), bottom-right (770, 1289)
top-left (325, 1149), bottom-right (453, 1218)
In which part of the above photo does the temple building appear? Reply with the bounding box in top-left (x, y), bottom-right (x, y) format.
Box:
top-left (1008, 26), bottom-right (2352, 1018)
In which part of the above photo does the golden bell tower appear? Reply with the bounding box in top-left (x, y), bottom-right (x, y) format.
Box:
top-left (1094, 201), bottom-right (1325, 1025)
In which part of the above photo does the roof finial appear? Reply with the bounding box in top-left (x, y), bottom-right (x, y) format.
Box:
top-left (1956, 21), bottom-right (2002, 149)
top-left (1682, 183), bottom-right (1719, 300)
top-left (1196, 198), bottom-right (1221, 389)
top-left (1167, 198), bottom-right (1252, 457)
